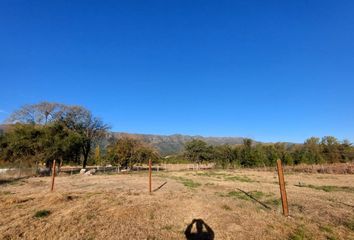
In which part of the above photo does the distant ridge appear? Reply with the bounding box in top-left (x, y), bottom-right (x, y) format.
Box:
top-left (111, 132), bottom-right (248, 156)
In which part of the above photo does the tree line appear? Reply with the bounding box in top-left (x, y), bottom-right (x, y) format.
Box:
top-left (1, 101), bottom-right (353, 170)
top-left (183, 137), bottom-right (354, 168)
top-left (0, 102), bottom-right (158, 169)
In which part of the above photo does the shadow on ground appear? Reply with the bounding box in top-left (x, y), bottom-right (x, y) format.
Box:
top-left (153, 182), bottom-right (167, 192)
top-left (185, 219), bottom-right (214, 240)
top-left (0, 177), bottom-right (28, 186)
top-left (236, 188), bottom-right (271, 210)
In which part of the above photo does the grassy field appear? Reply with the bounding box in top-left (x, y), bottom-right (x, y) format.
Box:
top-left (0, 169), bottom-right (353, 240)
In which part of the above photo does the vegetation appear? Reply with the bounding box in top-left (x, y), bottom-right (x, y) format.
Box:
top-left (0, 101), bottom-right (353, 169)
top-left (296, 184), bottom-right (354, 193)
top-left (0, 102), bottom-right (109, 169)
top-left (344, 217), bottom-right (354, 231)
top-left (184, 139), bottom-right (213, 163)
top-left (105, 135), bottom-right (160, 168)
top-left (288, 226), bottom-right (313, 240)
top-left (221, 204), bottom-right (232, 211)
top-left (0, 102), bottom-right (163, 170)
top-left (183, 138), bottom-right (354, 168)
top-left (226, 191), bottom-right (250, 200)
top-left (167, 176), bottom-right (201, 188)
top-left (224, 175), bottom-right (254, 183)
top-left (0, 122), bottom-right (83, 168)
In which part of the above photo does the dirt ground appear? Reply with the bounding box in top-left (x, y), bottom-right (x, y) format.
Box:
top-left (0, 169), bottom-right (353, 240)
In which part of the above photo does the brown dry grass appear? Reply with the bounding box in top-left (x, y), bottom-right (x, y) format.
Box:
top-left (0, 170), bottom-right (353, 240)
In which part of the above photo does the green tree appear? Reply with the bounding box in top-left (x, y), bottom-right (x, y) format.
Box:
top-left (338, 140), bottom-right (353, 162)
top-left (213, 145), bottom-right (236, 169)
top-left (0, 124), bottom-right (43, 166)
top-left (302, 137), bottom-right (323, 164)
top-left (184, 139), bottom-right (213, 163)
top-left (321, 136), bottom-right (340, 163)
top-left (0, 122), bottom-right (83, 169)
top-left (240, 138), bottom-right (256, 167)
top-left (252, 144), bottom-right (268, 167)
top-left (264, 145), bottom-right (279, 166)
top-left (40, 121), bottom-right (82, 168)
top-left (107, 136), bottom-right (159, 168)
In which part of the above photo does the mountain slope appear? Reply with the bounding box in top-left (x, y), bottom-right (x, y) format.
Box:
top-left (112, 132), bottom-right (247, 156)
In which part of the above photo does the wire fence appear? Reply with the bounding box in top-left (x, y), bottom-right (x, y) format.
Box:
top-left (1, 162), bottom-right (352, 182)
top-left (0, 162), bottom-right (216, 180)
top-left (0, 167), bottom-right (38, 179)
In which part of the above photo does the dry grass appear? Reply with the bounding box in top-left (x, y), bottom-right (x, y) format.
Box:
top-left (0, 170), bottom-right (353, 240)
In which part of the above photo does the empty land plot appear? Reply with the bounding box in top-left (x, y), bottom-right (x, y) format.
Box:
top-left (0, 170), bottom-right (353, 240)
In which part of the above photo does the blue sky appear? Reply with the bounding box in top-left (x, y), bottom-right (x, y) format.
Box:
top-left (1, 0), bottom-right (353, 143)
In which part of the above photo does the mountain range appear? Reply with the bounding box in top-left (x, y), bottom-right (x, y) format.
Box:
top-left (111, 132), bottom-right (247, 156)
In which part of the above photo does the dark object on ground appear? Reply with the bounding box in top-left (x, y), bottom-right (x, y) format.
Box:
top-left (185, 219), bottom-right (214, 240)
top-left (153, 182), bottom-right (167, 192)
top-left (37, 167), bottom-right (50, 176)
top-left (34, 210), bottom-right (51, 218)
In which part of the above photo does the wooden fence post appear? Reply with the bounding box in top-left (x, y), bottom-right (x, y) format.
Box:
top-left (277, 159), bottom-right (289, 216)
top-left (51, 160), bottom-right (56, 192)
top-left (149, 159), bottom-right (152, 193)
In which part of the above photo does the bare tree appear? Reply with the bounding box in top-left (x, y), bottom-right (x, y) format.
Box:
top-left (6, 102), bottom-right (63, 125)
top-left (59, 106), bottom-right (109, 168)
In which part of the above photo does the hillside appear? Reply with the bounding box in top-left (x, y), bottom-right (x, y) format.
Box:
top-left (112, 132), bottom-right (246, 156)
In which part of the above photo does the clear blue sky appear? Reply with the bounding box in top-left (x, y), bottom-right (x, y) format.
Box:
top-left (1, 0), bottom-right (353, 143)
